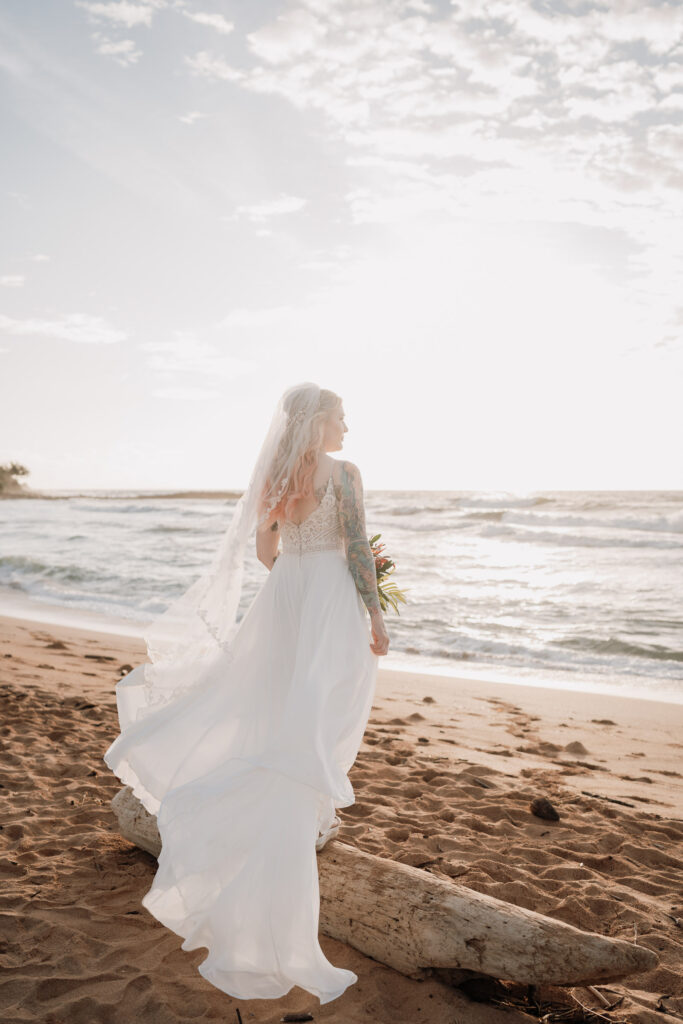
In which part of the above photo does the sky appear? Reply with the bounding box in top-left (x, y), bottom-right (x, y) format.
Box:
top-left (1, 0), bottom-right (682, 492)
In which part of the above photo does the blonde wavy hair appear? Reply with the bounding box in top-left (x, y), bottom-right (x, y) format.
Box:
top-left (260, 387), bottom-right (342, 528)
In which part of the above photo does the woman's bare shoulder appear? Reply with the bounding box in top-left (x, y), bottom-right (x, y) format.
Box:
top-left (329, 457), bottom-right (361, 487)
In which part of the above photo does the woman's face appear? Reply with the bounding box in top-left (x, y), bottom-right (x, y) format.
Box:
top-left (322, 404), bottom-right (348, 452)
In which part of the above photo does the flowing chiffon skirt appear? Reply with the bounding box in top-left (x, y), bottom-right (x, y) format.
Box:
top-left (104, 547), bottom-right (379, 1003)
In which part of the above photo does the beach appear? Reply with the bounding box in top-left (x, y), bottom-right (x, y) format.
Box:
top-left (1, 612), bottom-right (681, 1024)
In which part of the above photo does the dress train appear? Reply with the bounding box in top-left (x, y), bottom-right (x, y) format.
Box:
top-left (104, 476), bottom-right (378, 1004)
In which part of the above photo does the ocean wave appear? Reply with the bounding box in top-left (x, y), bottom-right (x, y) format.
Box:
top-left (500, 509), bottom-right (683, 535)
top-left (457, 494), bottom-right (553, 510)
top-left (383, 503), bottom-right (455, 516)
top-left (394, 634), bottom-right (683, 683)
top-left (386, 520), bottom-right (472, 533)
top-left (68, 501), bottom-right (162, 515)
top-left (0, 554), bottom-right (114, 586)
top-left (478, 523), bottom-right (683, 550)
top-left (387, 505), bottom-right (427, 516)
top-left (571, 493), bottom-right (683, 513)
top-left (142, 524), bottom-right (194, 534)
top-left (0, 555), bottom-right (49, 576)
top-left (553, 635), bottom-right (683, 663)
top-left (461, 510), bottom-right (505, 523)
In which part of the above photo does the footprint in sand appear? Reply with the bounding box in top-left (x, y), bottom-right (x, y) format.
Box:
top-left (0, 859), bottom-right (27, 878)
top-left (386, 827), bottom-right (411, 842)
top-left (515, 741), bottom-right (562, 756)
top-left (422, 769), bottom-right (451, 785)
top-left (385, 755), bottom-right (408, 766)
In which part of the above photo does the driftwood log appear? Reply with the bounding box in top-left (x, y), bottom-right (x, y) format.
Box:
top-left (111, 786), bottom-right (657, 986)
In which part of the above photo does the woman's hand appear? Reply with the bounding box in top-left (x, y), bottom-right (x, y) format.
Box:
top-left (369, 610), bottom-right (390, 656)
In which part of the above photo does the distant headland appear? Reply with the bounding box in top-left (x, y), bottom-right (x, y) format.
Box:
top-left (0, 464), bottom-right (244, 500)
top-left (0, 462), bottom-right (32, 497)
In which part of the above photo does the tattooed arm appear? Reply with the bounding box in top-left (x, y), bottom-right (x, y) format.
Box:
top-left (338, 461), bottom-right (382, 616)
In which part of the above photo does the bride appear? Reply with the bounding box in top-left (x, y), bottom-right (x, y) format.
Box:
top-left (104, 382), bottom-right (391, 1005)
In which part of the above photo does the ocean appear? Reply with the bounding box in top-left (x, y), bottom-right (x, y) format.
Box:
top-left (1, 489), bottom-right (681, 703)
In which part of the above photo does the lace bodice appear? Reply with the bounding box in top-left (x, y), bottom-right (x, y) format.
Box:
top-left (279, 472), bottom-right (345, 556)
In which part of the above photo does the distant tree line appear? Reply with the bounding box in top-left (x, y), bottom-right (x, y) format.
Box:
top-left (0, 462), bottom-right (30, 494)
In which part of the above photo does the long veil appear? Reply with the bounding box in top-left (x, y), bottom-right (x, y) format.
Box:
top-left (122, 382), bottom-right (322, 722)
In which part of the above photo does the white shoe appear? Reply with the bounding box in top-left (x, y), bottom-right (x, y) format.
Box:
top-left (315, 814), bottom-right (341, 851)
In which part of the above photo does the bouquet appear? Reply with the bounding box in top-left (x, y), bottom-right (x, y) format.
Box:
top-left (369, 533), bottom-right (407, 614)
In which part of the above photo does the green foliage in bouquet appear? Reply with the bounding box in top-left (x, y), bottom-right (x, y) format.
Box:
top-left (369, 533), bottom-right (408, 615)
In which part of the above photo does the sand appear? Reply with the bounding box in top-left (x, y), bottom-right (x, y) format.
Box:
top-left (1, 613), bottom-right (682, 1024)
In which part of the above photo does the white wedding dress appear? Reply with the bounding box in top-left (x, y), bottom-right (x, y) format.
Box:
top-left (104, 467), bottom-right (379, 1004)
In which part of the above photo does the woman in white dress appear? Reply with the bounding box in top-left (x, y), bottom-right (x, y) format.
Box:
top-left (104, 382), bottom-right (390, 1005)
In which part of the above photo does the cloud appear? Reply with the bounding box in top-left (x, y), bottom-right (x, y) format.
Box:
top-left (218, 305), bottom-right (298, 329)
top-left (182, 0), bottom-right (682, 349)
top-left (182, 11), bottom-right (234, 35)
top-left (659, 91), bottom-right (683, 112)
top-left (140, 333), bottom-right (256, 379)
top-left (6, 191), bottom-right (31, 209)
top-left (74, 1), bottom-right (162, 29)
top-left (75, 0), bottom-right (168, 62)
top-left (184, 50), bottom-right (244, 82)
top-left (92, 35), bottom-right (143, 65)
top-left (32, 254), bottom-right (50, 262)
top-left (179, 110), bottom-right (209, 124)
top-left (0, 42), bottom-right (31, 79)
top-left (0, 312), bottom-right (127, 344)
top-left (0, 275), bottom-right (25, 288)
top-left (247, 8), bottom-right (323, 63)
top-left (151, 386), bottom-right (218, 400)
top-left (188, 0), bottom-right (682, 212)
top-left (226, 194), bottom-right (308, 224)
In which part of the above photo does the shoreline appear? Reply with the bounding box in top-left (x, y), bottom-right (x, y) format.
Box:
top-left (0, 589), bottom-right (148, 639)
top-left (1, 589), bottom-right (681, 706)
top-left (2, 611), bottom-right (682, 1021)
